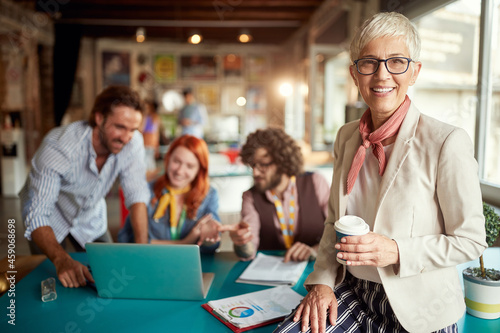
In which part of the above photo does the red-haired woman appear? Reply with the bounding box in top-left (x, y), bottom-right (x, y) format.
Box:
top-left (118, 135), bottom-right (221, 253)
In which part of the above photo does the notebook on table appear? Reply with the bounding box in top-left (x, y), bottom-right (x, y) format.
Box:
top-left (236, 253), bottom-right (308, 286)
top-left (85, 243), bottom-right (214, 300)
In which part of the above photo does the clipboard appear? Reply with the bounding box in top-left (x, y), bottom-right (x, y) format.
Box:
top-left (201, 303), bottom-right (284, 333)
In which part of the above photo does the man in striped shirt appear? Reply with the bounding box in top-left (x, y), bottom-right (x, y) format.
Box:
top-left (19, 86), bottom-right (150, 288)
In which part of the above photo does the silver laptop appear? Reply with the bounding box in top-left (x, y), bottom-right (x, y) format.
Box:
top-left (85, 243), bottom-right (214, 300)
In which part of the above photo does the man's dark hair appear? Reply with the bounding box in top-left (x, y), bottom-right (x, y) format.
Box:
top-left (88, 85), bottom-right (144, 127)
top-left (182, 87), bottom-right (193, 97)
top-left (240, 127), bottom-right (304, 176)
top-left (145, 99), bottom-right (159, 112)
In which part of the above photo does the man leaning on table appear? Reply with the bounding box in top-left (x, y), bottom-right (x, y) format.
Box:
top-left (225, 128), bottom-right (330, 262)
top-left (19, 86), bottom-right (150, 288)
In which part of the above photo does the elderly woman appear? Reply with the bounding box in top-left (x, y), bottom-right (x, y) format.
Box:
top-left (118, 135), bottom-right (221, 253)
top-left (275, 12), bottom-right (487, 333)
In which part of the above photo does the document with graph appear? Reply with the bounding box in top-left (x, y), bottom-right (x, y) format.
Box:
top-left (202, 286), bottom-right (303, 332)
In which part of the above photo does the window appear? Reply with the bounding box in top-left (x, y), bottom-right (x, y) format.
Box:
top-left (413, 1), bottom-right (480, 144)
top-left (413, 0), bottom-right (500, 205)
top-left (309, 46), bottom-right (349, 151)
top-left (485, 0), bottom-right (500, 186)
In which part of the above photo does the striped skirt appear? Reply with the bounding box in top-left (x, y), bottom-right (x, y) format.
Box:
top-left (274, 272), bottom-right (457, 333)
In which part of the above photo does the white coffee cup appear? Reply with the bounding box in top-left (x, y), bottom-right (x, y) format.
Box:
top-left (334, 215), bottom-right (370, 264)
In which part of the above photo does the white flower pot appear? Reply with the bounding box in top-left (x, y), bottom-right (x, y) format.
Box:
top-left (463, 268), bottom-right (500, 319)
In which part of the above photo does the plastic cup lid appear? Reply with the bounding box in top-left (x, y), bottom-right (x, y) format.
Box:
top-left (334, 215), bottom-right (370, 235)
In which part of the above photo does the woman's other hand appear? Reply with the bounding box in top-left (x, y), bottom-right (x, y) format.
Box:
top-left (293, 284), bottom-right (338, 333)
top-left (183, 214), bottom-right (220, 245)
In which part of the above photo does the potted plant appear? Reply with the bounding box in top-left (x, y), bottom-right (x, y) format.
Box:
top-left (462, 202), bottom-right (500, 319)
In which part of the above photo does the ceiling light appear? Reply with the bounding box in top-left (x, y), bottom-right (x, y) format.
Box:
top-left (236, 96), bottom-right (246, 106)
top-left (238, 29), bottom-right (252, 43)
top-left (136, 27), bottom-right (146, 43)
top-left (188, 33), bottom-right (203, 44)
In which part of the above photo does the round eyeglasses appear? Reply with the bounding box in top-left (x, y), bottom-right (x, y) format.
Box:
top-left (249, 161), bottom-right (274, 172)
top-left (353, 57), bottom-right (413, 75)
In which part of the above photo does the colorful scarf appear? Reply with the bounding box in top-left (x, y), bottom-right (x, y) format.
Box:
top-left (346, 95), bottom-right (410, 194)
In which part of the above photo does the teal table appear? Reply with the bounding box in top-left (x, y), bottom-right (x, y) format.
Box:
top-left (1, 249), bottom-right (499, 332)
top-left (0, 251), bottom-right (311, 332)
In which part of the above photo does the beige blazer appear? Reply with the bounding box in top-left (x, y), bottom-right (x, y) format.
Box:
top-left (305, 103), bottom-right (487, 332)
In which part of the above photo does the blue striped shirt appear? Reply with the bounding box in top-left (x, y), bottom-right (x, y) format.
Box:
top-left (19, 121), bottom-right (150, 248)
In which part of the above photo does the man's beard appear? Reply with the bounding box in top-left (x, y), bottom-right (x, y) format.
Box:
top-left (98, 125), bottom-right (113, 154)
top-left (255, 171), bottom-right (282, 192)
top-left (98, 123), bottom-right (124, 155)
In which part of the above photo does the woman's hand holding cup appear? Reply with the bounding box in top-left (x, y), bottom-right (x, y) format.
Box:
top-left (334, 215), bottom-right (399, 267)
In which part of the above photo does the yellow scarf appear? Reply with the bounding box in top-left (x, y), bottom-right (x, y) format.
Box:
top-left (153, 185), bottom-right (191, 227)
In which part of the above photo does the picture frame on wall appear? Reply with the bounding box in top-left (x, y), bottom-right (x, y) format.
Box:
top-left (102, 51), bottom-right (130, 88)
top-left (246, 85), bottom-right (266, 113)
top-left (223, 54), bottom-right (242, 79)
top-left (180, 55), bottom-right (218, 80)
top-left (196, 85), bottom-right (219, 113)
top-left (246, 55), bottom-right (267, 82)
top-left (154, 54), bottom-right (177, 83)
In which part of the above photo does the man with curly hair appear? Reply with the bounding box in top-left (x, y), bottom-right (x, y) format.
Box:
top-left (227, 127), bottom-right (330, 262)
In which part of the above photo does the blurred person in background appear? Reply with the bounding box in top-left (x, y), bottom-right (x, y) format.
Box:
top-left (141, 99), bottom-right (161, 179)
top-left (178, 87), bottom-right (206, 138)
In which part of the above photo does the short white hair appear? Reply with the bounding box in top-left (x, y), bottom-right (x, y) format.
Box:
top-left (349, 12), bottom-right (421, 63)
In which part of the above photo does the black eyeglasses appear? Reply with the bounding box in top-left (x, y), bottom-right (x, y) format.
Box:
top-left (353, 57), bottom-right (413, 75)
top-left (249, 161), bottom-right (274, 172)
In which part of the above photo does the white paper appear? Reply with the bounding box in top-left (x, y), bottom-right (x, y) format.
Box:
top-left (207, 286), bottom-right (303, 328)
top-left (236, 253), bottom-right (308, 286)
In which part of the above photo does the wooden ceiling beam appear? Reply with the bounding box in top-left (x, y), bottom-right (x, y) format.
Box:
top-left (58, 10), bottom-right (315, 22)
top-left (46, 0), bottom-right (324, 8)
top-left (9, 0), bottom-right (337, 45)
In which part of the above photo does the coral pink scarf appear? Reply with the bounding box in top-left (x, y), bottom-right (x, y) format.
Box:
top-left (346, 95), bottom-right (410, 194)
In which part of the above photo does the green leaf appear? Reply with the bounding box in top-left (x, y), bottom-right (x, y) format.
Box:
top-left (483, 202), bottom-right (500, 247)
